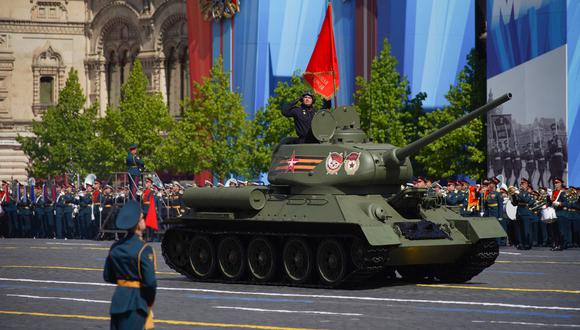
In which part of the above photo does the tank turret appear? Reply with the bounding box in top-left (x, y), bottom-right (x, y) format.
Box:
top-left (268, 93), bottom-right (512, 194)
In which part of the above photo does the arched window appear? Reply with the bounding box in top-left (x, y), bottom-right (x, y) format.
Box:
top-left (32, 44), bottom-right (65, 116)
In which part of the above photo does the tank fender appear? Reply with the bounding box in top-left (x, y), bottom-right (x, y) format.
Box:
top-left (336, 195), bottom-right (401, 246)
top-left (448, 217), bottom-right (507, 242)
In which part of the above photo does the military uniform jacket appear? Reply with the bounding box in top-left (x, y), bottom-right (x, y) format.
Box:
top-left (514, 190), bottom-right (534, 217)
top-left (485, 191), bottom-right (503, 218)
top-left (126, 153), bottom-right (145, 177)
top-left (103, 234), bottom-right (157, 315)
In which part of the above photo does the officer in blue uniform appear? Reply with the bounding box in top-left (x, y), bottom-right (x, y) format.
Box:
top-left (127, 144), bottom-right (145, 199)
top-left (445, 181), bottom-right (458, 206)
top-left (103, 201), bottom-right (156, 330)
top-left (78, 184), bottom-right (93, 239)
top-left (513, 178), bottom-right (534, 250)
top-left (485, 179), bottom-right (505, 245)
top-left (63, 184), bottom-right (76, 239)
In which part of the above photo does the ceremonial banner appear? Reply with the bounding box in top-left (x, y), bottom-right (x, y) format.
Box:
top-left (145, 194), bottom-right (158, 231)
top-left (304, 3), bottom-right (340, 100)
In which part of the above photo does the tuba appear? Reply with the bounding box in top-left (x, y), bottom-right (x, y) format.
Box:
top-left (505, 187), bottom-right (519, 221)
top-left (84, 173), bottom-right (96, 189)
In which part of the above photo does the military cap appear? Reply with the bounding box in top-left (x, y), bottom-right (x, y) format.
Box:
top-left (520, 177), bottom-right (530, 184)
top-left (104, 184), bottom-right (113, 190)
top-left (483, 179), bottom-right (491, 185)
top-left (416, 176), bottom-right (425, 183)
top-left (129, 143), bottom-right (138, 150)
top-left (500, 187), bottom-right (508, 194)
top-left (145, 176), bottom-right (153, 183)
top-left (94, 179), bottom-right (102, 185)
top-left (491, 177), bottom-right (500, 185)
top-left (301, 91), bottom-right (314, 99)
top-left (553, 177), bottom-right (564, 184)
top-left (448, 180), bottom-right (456, 186)
top-left (116, 201), bottom-right (142, 230)
top-left (433, 182), bottom-right (443, 189)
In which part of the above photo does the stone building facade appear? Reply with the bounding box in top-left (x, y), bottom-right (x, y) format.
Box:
top-left (0, 0), bottom-right (190, 181)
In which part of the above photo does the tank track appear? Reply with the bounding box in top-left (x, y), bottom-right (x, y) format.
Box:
top-left (397, 239), bottom-right (499, 283)
top-left (161, 225), bottom-right (391, 288)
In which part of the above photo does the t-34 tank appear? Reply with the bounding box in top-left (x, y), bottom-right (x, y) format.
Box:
top-left (162, 93), bottom-right (512, 287)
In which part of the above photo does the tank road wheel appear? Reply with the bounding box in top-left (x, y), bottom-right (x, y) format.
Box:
top-left (188, 235), bottom-right (216, 279)
top-left (217, 236), bottom-right (246, 280)
top-left (283, 238), bottom-right (313, 284)
top-left (163, 230), bottom-right (189, 268)
top-left (316, 239), bottom-right (347, 286)
top-left (247, 237), bottom-right (277, 282)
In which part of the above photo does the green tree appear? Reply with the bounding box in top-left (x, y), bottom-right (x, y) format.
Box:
top-left (415, 50), bottom-right (487, 179)
top-left (98, 59), bottom-right (173, 173)
top-left (249, 73), bottom-right (323, 176)
top-left (157, 58), bottom-right (249, 181)
top-left (17, 68), bottom-right (99, 177)
top-left (354, 39), bottom-right (425, 147)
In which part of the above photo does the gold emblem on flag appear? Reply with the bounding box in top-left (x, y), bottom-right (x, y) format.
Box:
top-left (200, 0), bottom-right (240, 21)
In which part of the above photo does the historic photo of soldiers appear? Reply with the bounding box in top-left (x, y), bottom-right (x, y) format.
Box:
top-left (486, 90), bottom-right (568, 188)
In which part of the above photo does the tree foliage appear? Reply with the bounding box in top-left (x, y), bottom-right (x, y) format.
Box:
top-left (157, 58), bottom-right (250, 181)
top-left (97, 59), bottom-right (173, 173)
top-left (354, 39), bottom-right (426, 147)
top-left (415, 50), bottom-right (487, 179)
top-left (249, 74), bottom-right (324, 176)
top-left (17, 68), bottom-right (99, 177)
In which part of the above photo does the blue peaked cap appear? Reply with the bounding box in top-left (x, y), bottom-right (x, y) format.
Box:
top-left (116, 201), bottom-right (142, 230)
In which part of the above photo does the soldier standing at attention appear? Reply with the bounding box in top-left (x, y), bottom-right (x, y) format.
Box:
top-left (104, 201), bottom-right (156, 329)
top-left (486, 180), bottom-right (505, 245)
top-left (127, 144), bottom-right (145, 199)
top-left (523, 143), bottom-right (536, 183)
top-left (512, 144), bottom-right (523, 185)
top-left (513, 178), bottom-right (534, 250)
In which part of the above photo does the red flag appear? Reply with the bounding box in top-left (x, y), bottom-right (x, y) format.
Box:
top-left (145, 192), bottom-right (158, 231)
top-left (304, 3), bottom-right (340, 100)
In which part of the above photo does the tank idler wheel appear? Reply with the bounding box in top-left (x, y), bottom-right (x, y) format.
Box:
top-left (217, 236), bottom-right (246, 280)
top-left (282, 238), bottom-right (313, 284)
top-left (247, 237), bottom-right (277, 282)
top-left (188, 235), bottom-right (216, 279)
top-left (316, 239), bottom-right (347, 286)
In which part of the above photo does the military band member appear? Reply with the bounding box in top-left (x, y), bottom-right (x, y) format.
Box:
top-left (17, 185), bottom-right (32, 238)
top-left (567, 187), bottom-right (580, 247)
top-left (445, 181), bottom-right (458, 206)
top-left (103, 201), bottom-right (156, 330)
top-left (93, 179), bottom-right (103, 234)
top-left (63, 184), bottom-right (76, 239)
top-left (78, 184), bottom-right (93, 239)
top-left (1, 181), bottom-right (17, 237)
top-left (486, 180), bottom-right (505, 245)
top-left (550, 177), bottom-right (566, 251)
top-left (513, 178), bottom-right (533, 250)
top-left (33, 185), bottom-right (45, 238)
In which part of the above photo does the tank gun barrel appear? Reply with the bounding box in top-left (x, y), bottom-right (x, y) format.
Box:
top-left (391, 93), bottom-right (512, 163)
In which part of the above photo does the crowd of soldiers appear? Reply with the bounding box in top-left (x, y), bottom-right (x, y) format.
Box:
top-left (0, 177), bottom-right (186, 241)
top-left (410, 176), bottom-right (580, 251)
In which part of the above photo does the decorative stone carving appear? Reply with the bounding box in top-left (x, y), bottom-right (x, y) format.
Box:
top-left (30, 1), bottom-right (69, 21)
top-left (31, 43), bottom-right (66, 116)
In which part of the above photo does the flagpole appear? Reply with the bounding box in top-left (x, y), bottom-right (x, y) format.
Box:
top-left (329, 1), bottom-right (337, 110)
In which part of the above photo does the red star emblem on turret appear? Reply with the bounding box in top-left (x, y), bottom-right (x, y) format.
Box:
top-left (287, 151), bottom-right (298, 172)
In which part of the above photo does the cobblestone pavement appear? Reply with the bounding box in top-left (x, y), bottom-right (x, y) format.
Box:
top-left (0, 239), bottom-right (579, 329)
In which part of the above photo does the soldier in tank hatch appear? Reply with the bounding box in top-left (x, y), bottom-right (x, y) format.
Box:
top-left (282, 92), bottom-right (331, 144)
top-left (103, 201), bottom-right (156, 329)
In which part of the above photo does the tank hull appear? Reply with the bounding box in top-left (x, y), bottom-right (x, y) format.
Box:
top-left (161, 190), bottom-right (504, 287)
